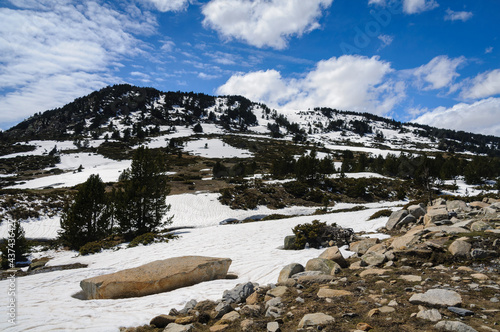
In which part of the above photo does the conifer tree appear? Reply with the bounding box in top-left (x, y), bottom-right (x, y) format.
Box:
top-left (1, 220), bottom-right (29, 269)
top-left (115, 146), bottom-right (172, 238)
top-left (59, 174), bottom-right (111, 249)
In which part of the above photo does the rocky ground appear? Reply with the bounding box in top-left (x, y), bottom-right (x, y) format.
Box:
top-left (123, 197), bottom-right (500, 332)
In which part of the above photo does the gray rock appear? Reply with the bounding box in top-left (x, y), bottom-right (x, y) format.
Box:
top-left (408, 205), bottom-right (426, 219)
top-left (267, 321), bottom-right (280, 332)
top-left (278, 263), bottom-right (304, 283)
top-left (424, 226), bottom-right (470, 234)
top-left (179, 299), bottom-right (197, 314)
top-left (164, 323), bottom-right (194, 332)
top-left (386, 210), bottom-right (409, 231)
top-left (435, 320), bottom-right (478, 332)
top-left (446, 200), bottom-right (469, 213)
top-left (318, 246), bottom-right (348, 268)
top-left (349, 238), bottom-right (379, 255)
top-left (409, 289), bottom-right (462, 308)
top-left (448, 306), bottom-right (474, 317)
top-left (361, 251), bottom-right (387, 267)
top-left (214, 301), bottom-right (232, 319)
top-left (265, 297), bottom-right (283, 310)
top-left (298, 313), bottom-right (335, 329)
top-left (448, 240), bottom-right (471, 257)
top-left (222, 282), bottom-right (256, 304)
top-left (471, 249), bottom-right (498, 259)
top-left (284, 235), bottom-right (296, 250)
top-left (470, 221), bottom-right (493, 232)
top-left (394, 214), bottom-right (417, 230)
top-left (305, 258), bottom-right (341, 275)
top-left (416, 309), bottom-right (442, 322)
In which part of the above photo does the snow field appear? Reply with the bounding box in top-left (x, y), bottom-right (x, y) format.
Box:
top-left (0, 192), bottom-right (399, 332)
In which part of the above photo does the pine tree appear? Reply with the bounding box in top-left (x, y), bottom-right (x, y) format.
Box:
top-left (1, 220), bottom-right (29, 269)
top-left (115, 146), bottom-right (172, 238)
top-left (59, 174), bottom-right (111, 250)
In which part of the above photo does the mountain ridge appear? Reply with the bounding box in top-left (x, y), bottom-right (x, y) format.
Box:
top-left (2, 84), bottom-right (499, 157)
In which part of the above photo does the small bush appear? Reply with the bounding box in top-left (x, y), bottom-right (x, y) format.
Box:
top-left (292, 220), bottom-right (327, 249)
top-left (128, 232), bottom-right (178, 248)
top-left (79, 240), bottom-right (113, 255)
top-left (128, 233), bottom-right (157, 248)
top-left (368, 209), bottom-right (392, 220)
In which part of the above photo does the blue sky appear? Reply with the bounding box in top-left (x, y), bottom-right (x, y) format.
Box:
top-left (1, 0), bottom-right (499, 136)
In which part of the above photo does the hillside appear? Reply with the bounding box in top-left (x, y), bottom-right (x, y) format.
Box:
top-left (0, 84), bottom-right (498, 332)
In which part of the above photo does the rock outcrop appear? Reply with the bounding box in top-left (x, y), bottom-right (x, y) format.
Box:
top-left (81, 256), bottom-right (231, 299)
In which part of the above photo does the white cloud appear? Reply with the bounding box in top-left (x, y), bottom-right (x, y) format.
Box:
top-left (461, 69), bottom-right (500, 100)
top-left (161, 40), bottom-right (176, 52)
top-left (368, 0), bottom-right (438, 14)
top-left (218, 55), bottom-right (404, 115)
top-left (141, 0), bottom-right (190, 12)
top-left (413, 98), bottom-right (500, 136)
top-left (444, 8), bottom-right (473, 22)
top-left (485, 47), bottom-right (493, 54)
top-left (403, 0), bottom-right (438, 14)
top-left (412, 55), bottom-right (465, 90)
top-left (378, 34), bottom-right (394, 49)
top-left (202, 0), bottom-right (333, 49)
top-left (0, 1), bottom-right (157, 128)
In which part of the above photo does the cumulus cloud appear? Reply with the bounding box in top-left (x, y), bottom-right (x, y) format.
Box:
top-left (202, 0), bottom-right (333, 49)
top-left (403, 0), bottom-right (438, 14)
top-left (413, 98), bottom-right (500, 136)
top-left (368, 0), bottom-right (438, 14)
top-left (218, 55), bottom-right (404, 115)
top-left (444, 8), bottom-right (473, 22)
top-left (141, 0), bottom-right (190, 12)
top-left (412, 55), bottom-right (465, 90)
top-left (461, 69), bottom-right (500, 99)
top-left (0, 0), bottom-right (156, 128)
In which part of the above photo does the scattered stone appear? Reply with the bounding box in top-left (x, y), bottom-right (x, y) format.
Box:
top-left (209, 324), bottom-right (228, 332)
top-left (277, 263), bottom-right (304, 283)
top-left (174, 316), bottom-right (196, 324)
top-left (267, 321), bottom-right (280, 332)
top-left (471, 273), bottom-right (489, 280)
top-left (359, 268), bottom-right (388, 277)
top-left (386, 210), bottom-right (409, 231)
top-left (408, 204), bottom-right (427, 219)
top-left (80, 256), bottom-right (231, 299)
top-left (240, 319), bottom-right (254, 331)
top-left (317, 288), bottom-right (353, 298)
top-left (417, 309), bottom-right (442, 322)
top-left (449, 240), bottom-right (472, 257)
top-left (395, 214), bottom-right (417, 230)
top-left (298, 313), bottom-right (335, 329)
top-left (164, 323), bottom-right (194, 332)
top-left (367, 308), bottom-right (380, 317)
top-left (214, 302), bottom-right (232, 319)
top-left (409, 289), bottom-right (462, 308)
top-left (356, 322), bottom-right (374, 331)
top-left (471, 221), bottom-right (493, 232)
top-left (379, 306), bottom-right (396, 314)
top-left (266, 286), bottom-right (288, 299)
top-left (305, 258), bottom-right (341, 275)
top-left (318, 246), bottom-right (348, 268)
top-left (435, 320), bottom-right (478, 332)
top-left (240, 304), bottom-right (261, 317)
top-left (400, 275), bottom-right (422, 282)
top-left (222, 282), bottom-right (255, 304)
top-left (245, 291), bottom-right (258, 305)
top-left (448, 306), bottom-right (474, 317)
top-left (361, 251), bottom-right (386, 266)
top-left (179, 299), bottom-right (197, 314)
top-left (390, 234), bottom-right (420, 250)
top-left (350, 238), bottom-right (379, 255)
